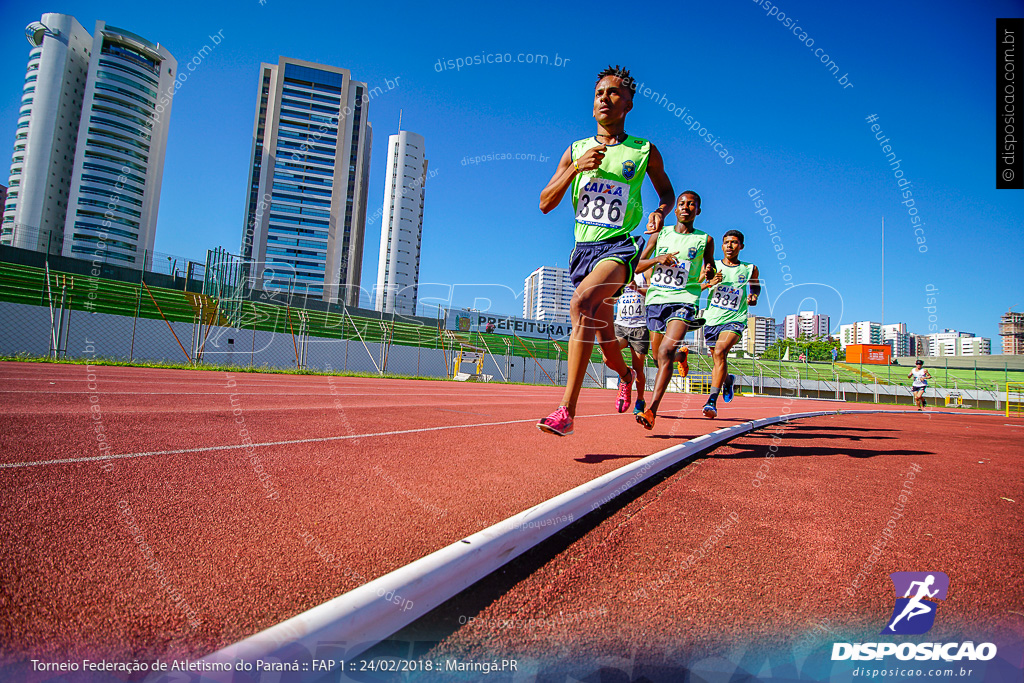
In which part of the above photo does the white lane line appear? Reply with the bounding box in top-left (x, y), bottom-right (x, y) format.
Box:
top-left (0, 389), bottom-right (558, 397)
top-left (0, 391), bottom-right (519, 396)
top-left (0, 411), bottom-right (627, 469)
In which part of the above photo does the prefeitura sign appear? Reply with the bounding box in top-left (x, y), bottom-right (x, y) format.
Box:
top-left (447, 311), bottom-right (571, 340)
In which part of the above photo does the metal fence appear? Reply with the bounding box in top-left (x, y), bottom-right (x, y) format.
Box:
top-left (0, 259), bottom-right (617, 388)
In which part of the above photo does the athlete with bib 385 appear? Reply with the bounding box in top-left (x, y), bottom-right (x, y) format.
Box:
top-left (537, 65), bottom-right (676, 437)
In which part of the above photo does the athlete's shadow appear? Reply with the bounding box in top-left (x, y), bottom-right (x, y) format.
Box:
top-left (745, 430), bottom-right (897, 442)
top-left (786, 424), bottom-right (899, 432)
top-left (575, 453), bottom-right (647, 464)
top-left (712, 442), bottom-right (934, 459)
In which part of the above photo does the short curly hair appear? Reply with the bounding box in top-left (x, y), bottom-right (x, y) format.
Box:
top-left (595, 65), bottom-right (636, 98)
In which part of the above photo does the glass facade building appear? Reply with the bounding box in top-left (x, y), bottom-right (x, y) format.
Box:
top-left (241, 57), bottom-right (372, 305)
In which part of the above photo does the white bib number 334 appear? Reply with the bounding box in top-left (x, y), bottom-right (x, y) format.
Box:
top-left (651, 261), bottom-right (689, 290)
top-left (575, 178), bottom-right (627, 228)
top-left (710, 284), bottom-right (742, 311)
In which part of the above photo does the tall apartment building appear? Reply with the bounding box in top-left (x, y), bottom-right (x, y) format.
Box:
top-left (2, 15), bottom-right (175, 267)
top-left (958, 337), bottom-right (991, 356)
top-left (882, 323), bottom-right (910, 357)
top-left (240, 57), bottom-right (372, 305)
top-left (375, 130), bottom-right (427, 315)
top-left (924, 330), bottom-right (990, 357)
top-left (63, 22), bottom-right (177, 267)
top-left (784, 311), bottom-right (830, 339)
top-left (840, 321), bottom-right (882, 348)
top-left (523, 266), bottom-right (572, 324)
top-left (745, 315), bottom-right (777, 356)
top-left (1000, 310), bottom-right (1024, 355)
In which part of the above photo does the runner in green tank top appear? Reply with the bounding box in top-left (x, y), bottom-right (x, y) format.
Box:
top-left (698, 229), bottom-right (760, 418)
top-left (537, 66), bottom-right (676, 437)
top-left (633, 190), bottom-right (717, 430)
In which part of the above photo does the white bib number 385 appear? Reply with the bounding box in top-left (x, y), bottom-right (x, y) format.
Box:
top-left (651, 261), bottom-right (689, 290)
top-left (710, 284), bottom-right (742, 311)
top-left (575, 178), bottom-right (627, 229)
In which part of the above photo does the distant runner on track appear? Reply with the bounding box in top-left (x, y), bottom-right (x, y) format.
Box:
top-left (607, 272), bottom-right (650, 416)
top-left (699, 229), bottom-right (760, 418)
top-left (536, 65), bottom-right (676, 437)
top-left (909, 359), bottom-right (931, 411)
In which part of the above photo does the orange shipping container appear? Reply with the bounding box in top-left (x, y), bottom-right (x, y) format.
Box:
top-left (846, 344), bottom-right (891, 365)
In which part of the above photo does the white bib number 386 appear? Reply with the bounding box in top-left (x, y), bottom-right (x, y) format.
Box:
top-left (575, 178), bottom-right (627, 229)
top-left (710, 284), bottom-right (742, 311)
top-left (651, 261), bottom-right (689, 290)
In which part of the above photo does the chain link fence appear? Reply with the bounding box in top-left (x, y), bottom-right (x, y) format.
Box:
top-left (0, 258), bottom-right (623, 388)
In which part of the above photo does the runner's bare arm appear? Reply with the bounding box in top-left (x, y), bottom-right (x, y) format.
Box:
top-left (701, 270), bottom-right (723, 291)
top-left (636, 233), bottom-right (666, 273)
top-left (643, 143), bottom-right (675, 234)
top-left (748, 264), bottom-right (761, 305)
top-left (539, 144), bottom-right (606, 213)
top-left (703, 236), bottom-right (717, 280)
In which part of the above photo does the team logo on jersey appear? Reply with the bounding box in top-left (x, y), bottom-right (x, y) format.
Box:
top-left (687, 247), bottom-right (698, 260)
top-left (883, 572), bottom-right (949, 635)
top-left (622, 159), bottom-right (636, 180)
top-left (739, 274), bottom-right (748, 283)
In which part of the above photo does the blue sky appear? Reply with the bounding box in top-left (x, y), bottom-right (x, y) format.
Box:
top-left (1, 0), bottom-right (1021, 346)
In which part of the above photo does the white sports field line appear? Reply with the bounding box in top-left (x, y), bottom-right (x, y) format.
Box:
top-left (0, 409), bottom-right (646, 470)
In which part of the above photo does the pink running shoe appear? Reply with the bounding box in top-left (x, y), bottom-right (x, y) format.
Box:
top-left (537, 406), bottom-right (574, 436)
top-left (615, 370), bottom-right (636, 413)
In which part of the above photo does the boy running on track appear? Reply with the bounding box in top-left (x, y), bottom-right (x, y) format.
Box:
top-left (699, 229), bottom-right (759, 418)
top-left (608, 272), bottom-right (650, 415)
top-left (536, 65), bottom-right (675, 437)
top-left (909, 359), bottom-right (931, 410)
top-left (634, 191), bottom-right (715, 430)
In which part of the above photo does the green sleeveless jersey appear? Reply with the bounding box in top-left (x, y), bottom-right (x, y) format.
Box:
top-left (570, 135), bottom-right (650, 243)
top-left (645, 228), bottom-right (710, 306)
top-left (704, 259), bottom-right (754, 326)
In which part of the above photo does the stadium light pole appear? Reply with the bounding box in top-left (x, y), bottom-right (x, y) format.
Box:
top-left (881, 217), bottom-right (884, 328)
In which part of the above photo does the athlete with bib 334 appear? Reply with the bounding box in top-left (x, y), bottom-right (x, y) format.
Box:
top-left (536, 65), bottom-right (676, 437)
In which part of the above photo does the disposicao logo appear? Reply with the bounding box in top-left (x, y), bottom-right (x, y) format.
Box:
top-left (831, 571), bottom-right (998, 662)
top-left (884, 571), bottom-right (948, 635)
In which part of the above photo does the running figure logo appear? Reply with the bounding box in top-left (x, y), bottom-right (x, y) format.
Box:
top-left (883, 571), bottom-right (949, 635)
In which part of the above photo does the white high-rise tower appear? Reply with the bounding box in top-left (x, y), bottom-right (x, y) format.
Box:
top-left (2, 14), bottom-right (93, 252)
top-left (2, 14), bottom-right (176, 268)
top-left (374, 130), bottom-right (427, 315)
top-left (63, 22), bottom-right (177, 267)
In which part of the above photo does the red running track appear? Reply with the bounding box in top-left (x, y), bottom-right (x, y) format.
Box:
top-left (0, 362), bottom-right (1003, 678)
top-left (430, 412), bottom-right (1024, 673)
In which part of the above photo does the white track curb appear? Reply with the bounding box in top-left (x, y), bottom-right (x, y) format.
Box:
top-left (202, 408), bottom-right (959, 672)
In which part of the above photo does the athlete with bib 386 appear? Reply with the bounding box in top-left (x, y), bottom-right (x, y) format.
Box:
top-left (537, 65), bottom-right (676, 437)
